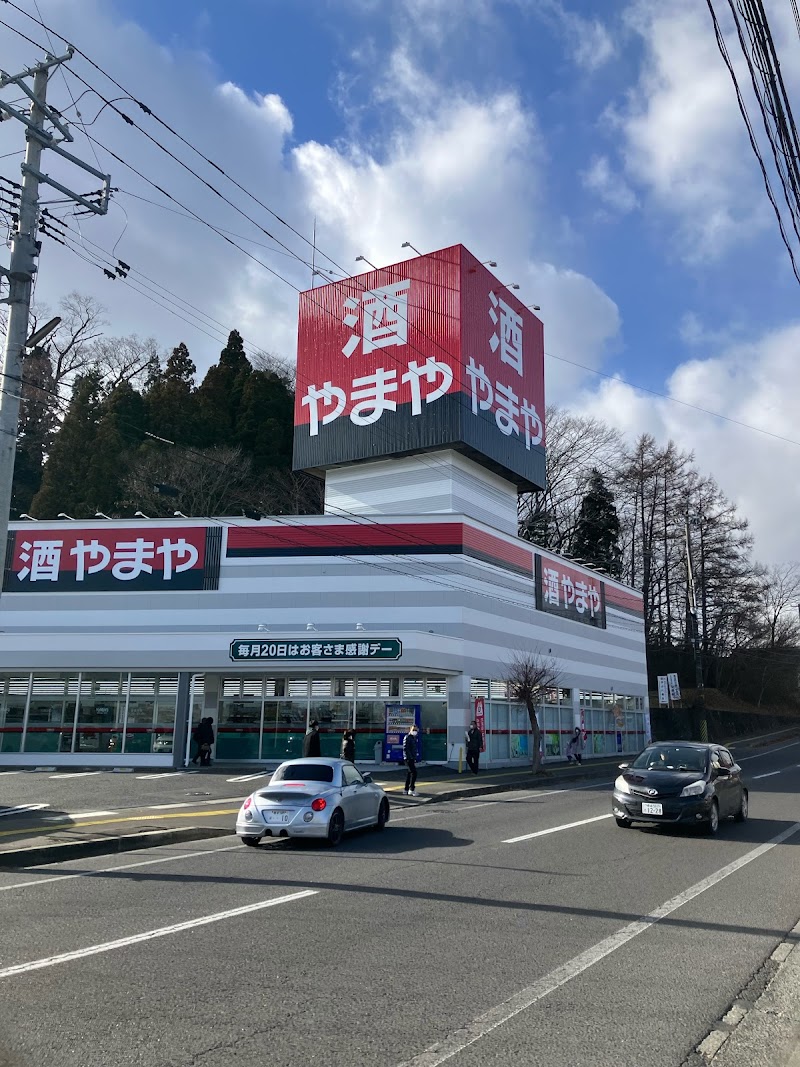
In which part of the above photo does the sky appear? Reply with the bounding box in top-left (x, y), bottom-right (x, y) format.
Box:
top-left (0, 0), bottom-right (798, 567)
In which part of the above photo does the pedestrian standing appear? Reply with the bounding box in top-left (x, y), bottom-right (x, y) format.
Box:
top-left (303, 718), bottom-right (321, 757)
top-left (465, 720), bottom-right (483, 775)
top-left (341, 729), bottom-right (356, 763)
top-left (566, 727), bottom-right (584, 765)
top-left (403, 724), bottom-right (420, 796)
top-left (193, 716), bottom-right (214, 766)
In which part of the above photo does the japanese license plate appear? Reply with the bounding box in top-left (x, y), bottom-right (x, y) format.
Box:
top-left (641, 802), bottom-right (663, 816)
top-left (264, 810), bottom-right (291, 824)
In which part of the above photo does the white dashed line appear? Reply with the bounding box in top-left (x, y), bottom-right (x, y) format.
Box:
top-left (226, 773), bottom-right (270, 782)
top-left (42, 811), bottom-right (118, 821)
top-left (135, 772), bottom-right (184, 780)
top-left (0, 803), bottom-right (49, 818)
top-left (503, 813), bottom-right (614, 844)
top-left (49, 772), bottom-right (102, 780)
top-left (753, 770), bottom-right (782, 780)
top-left (0, 890), bottom-right (319, 979)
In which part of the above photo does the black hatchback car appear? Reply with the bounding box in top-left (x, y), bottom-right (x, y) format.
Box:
top-left (612, 741), bottom-right (748, 834)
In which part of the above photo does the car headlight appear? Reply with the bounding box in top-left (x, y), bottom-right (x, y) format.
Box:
top-left (614, 775), bottom-right (631, 795)
top-left (680, 780), bottom-right (706, 798)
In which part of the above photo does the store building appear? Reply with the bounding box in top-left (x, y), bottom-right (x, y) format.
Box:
top-left (0, 245), bottom-right (649, 768)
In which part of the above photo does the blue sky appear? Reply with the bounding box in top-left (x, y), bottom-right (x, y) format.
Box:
top-left (0, 0), bottom-right (798, 562)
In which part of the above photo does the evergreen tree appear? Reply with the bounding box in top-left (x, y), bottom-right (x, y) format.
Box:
top-left (12, 347), bottom-right (59, 515)
top-left (235, 368), bottom-right (294, 470)
top-left (30, 373), bottom-right (104, 518)
top-left (144, 342), bottom-right (198, 445)
top-left (90, 382), bottom-right (147, 512)
top-left (194, 330), bottom-right (251, 446)
top-left (571, 468), bottom-right (622, 577)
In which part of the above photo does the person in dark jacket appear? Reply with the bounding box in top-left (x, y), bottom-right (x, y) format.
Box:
top-left (403, 724), bottom-right (420, 796)
top-left (465, 720), bottom-right (483, 775)
top-left (341, 729), bottom-right (356, 763)
top-left (192, 717), bottom-right (214, 766)
top-left (303, 719), bottom-right (321, 758)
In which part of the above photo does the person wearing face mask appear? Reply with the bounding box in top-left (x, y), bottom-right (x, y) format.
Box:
top-left (403, 723), bottom-right (420, 796)
top-left (465, 719), bottom-right (483, 774)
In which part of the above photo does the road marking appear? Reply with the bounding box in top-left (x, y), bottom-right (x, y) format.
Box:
top-left (0, 803), bottom-right (49, 818)
top-left (0, 840), bottom-right (243, 894)
top-left (0, 889), bottom-right (318, 980)
top-left (226, 772), bottom-right (269, 782)
top-left (0, 807), bottom-right (238, 839)
top-left (0, 771), bottom-right (20, 775)
top-left (43, 811), bottom-right (118, 821)
top-left (396, 820), bottom-right (800, 1067)
top-left (135, 772), bottom-right (184, 779)
top-left (49, 772), bottom-right (102, 779)
top-left (738, 741), bottom-right (800, 762)
top-left (148, 802), bottom-right (192, 810)
top-left (753, 770), bottom-right (782, 780)
top-left (503, 813), bottom-right (613, 843)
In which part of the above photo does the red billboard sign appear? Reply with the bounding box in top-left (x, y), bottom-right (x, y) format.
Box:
top-left (292, 244), bottom-right (546, 490)
top-left (534, 554), bottom-right (606, 629)
top-left (4, 526), bottom-right (222, 592)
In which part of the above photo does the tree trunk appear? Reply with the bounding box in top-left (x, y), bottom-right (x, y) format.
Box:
top-left (526, 699), bottom-right (543, 774)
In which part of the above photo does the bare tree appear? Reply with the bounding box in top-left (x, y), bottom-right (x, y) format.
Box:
top-left (505, 651), bottom-right (561, 774)
top-left (122, 445), bottom-right (255, 517)
top-left (85, 334), bottom-right (161, 391)
top-left (43, 291), bottom-right (108, 390)
top-left (748, 563), bottom-right (800, 650)
top-left (250, 348), bottom-right (296, 389)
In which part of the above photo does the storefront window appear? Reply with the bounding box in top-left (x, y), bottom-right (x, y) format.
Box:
top-left (74, 674), bottom-right (125, 754)
top-left (24, 674), bottom-right (80, 753)
top-left (261, 700), bottom-right (305, 761)
top-left (125, 675), bottom-right (178, 754)
top-left (310, 700), bottom-right (353, 756)
top-left (0, 675), bottom-right (29, 753)
top-left (511, 704), bottom-right (531, 759)
top-left (418, 700), bottom-right (447, 761)
top-left (217, 678), bottom-right (263, 760)
top-left (489, 701), bottom-right (510, 760)
top-left (355, 701), bottom-right (385, 761)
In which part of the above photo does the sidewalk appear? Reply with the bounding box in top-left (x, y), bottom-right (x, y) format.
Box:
top-left (0, 758), bottom-right (618, 868)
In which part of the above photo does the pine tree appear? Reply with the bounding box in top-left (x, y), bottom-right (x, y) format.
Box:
top-left (194, 330), bottom-right (251, 446)
top-left (571, 468), bottom-right (622, 578)
top-left (12, 347), bottom-right (59, 515)
top-left (90, 382), bottom-right (147, 512)
top-left (30, 373), bottom-right (104, 518)
top-left (145, 342), bottom-right (198, 445)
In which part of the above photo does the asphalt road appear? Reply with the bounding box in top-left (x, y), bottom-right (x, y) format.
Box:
top-left (1, 738), bottom-right (799, 1067)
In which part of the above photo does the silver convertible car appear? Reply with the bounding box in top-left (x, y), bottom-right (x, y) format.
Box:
top-left (236, 757), bottom-right (390, 848)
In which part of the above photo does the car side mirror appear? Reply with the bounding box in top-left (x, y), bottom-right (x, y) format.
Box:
top-left (715, 766), bottom-right (730, 777)
top-left (362, 773), bottom-right (373, 783)
top-left (618, 763), bottom-right (629, 771)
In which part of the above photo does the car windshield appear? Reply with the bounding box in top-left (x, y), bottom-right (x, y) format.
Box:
top-left (274, 763), bottom-right (334, 783)
top-left (631, 746), bottom-right (707, 772)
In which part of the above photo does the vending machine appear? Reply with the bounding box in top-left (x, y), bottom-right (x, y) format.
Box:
top-left (383, 703), bottom-right (421, 762)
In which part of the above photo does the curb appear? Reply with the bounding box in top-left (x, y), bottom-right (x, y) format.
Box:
top-left (419, 765), bottom-right (615, 804)
top-left (0, 825), bottom-right (233, 869)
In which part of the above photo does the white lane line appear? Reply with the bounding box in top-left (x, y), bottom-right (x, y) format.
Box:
top-left (397, 819), bottom-right (800, 1067)
top-left (503, 813), bottom-right (613, 844)
top-left (226, 772), bottom-right (269, 782)
top-left (738, 741), bottom-right (800, 762)
top-left (148, 802), bottom-right (192, 810)
top-left (0, 889), bottom-right (318, 980)
top-left (0, 841), bottom-right (242, 894)
top-left (753, 770), bottom-right (782, 780)
top-left (0, 803), bottom-right (49, 818)
top-left (49, 772), bottom-right (102, 780)
top-left (135, 772), bottom-right (183, 779)
top-left (42, 811), bottom-right (118, 821)
top-left (0, 771), bottom-right (20, 775)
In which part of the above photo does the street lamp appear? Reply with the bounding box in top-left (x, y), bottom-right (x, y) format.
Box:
top-left (355, 254), bottom-right (378, 270)
top-left (24, 316), bottom-right (61, 351)
top-left (134, 511), bottom-right (150, 519)
top-left (57, 512), bottom-right (74, 520)
top-left (401, 241), bottom-right (422, 256)
top-left (482, 260), bottom-right (497, 267)
top-left (173, 511), bottom-right (188, 519)
top-left (94, 512), bottom-right (112, 520)
top-left (19, 513), bottom-right (37, 520)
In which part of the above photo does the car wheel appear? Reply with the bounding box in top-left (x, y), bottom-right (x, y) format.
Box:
top-left (326, 808), bottom-right (345, 847)
top-left (615, 817), bottom-right (632, 828)
top-left (705, 799), bottom-right (720, 836)
top-left (734, 789), bottom-right (749, 823)
top-left (241, 836), bottom-right (261, 847)
top-left (376, 798), bottom-right (390, 831)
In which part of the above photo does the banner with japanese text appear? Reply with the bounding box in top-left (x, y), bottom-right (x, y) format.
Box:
top-left (292, 243), bottom-right (546, 491)
top-left (3, 526), bottom-right (222, 592)
top-left (534, 554), bottom-right (606, 629)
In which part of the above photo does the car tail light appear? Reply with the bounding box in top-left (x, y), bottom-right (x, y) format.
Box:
top-left (311, 798), bottom-right (326, 812)
top-left (243, 797), bottom-right (252, 810)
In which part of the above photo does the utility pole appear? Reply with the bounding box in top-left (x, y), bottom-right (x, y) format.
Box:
top-left (685, 517), bottom-right (707, 742)
top-left (0, 49), bottom-right (110, 572)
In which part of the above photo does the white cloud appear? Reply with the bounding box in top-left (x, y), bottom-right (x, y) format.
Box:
top-left (582, 154), bottom-right (637, 214)
top-left (529, 0), bottom-right (616, 72)
top-left (575, 323), bottom-right (800, 564)
top-left (607, 0), bottom-right (768, 260)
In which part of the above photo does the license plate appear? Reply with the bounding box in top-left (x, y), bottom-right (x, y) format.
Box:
top-left (641, 802), bottom-right (663, 816)
top-left (264, 810), bottom-right (291, 824)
